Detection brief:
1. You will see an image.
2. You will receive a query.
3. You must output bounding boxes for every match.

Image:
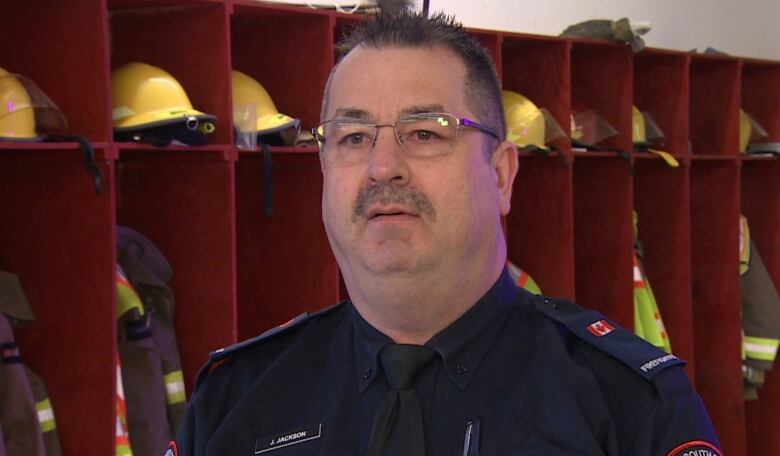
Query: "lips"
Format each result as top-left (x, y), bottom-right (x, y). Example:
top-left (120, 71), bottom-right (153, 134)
top-left (367, 206), bottom-right (417, 220)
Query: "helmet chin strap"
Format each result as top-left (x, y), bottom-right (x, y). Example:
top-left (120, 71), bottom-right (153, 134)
top-left (46, 134), bottom-right (103, 195)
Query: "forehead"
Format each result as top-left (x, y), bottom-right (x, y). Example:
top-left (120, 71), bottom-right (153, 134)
top-left (326, 45), bottom-right (469, 120)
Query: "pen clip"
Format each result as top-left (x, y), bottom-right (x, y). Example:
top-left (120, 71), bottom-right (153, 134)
top-left (462, 418), bottom-right (480, 456)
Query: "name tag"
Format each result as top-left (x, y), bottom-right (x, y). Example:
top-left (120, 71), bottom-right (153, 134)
top-left (255, 424), bottom-right (322, 454)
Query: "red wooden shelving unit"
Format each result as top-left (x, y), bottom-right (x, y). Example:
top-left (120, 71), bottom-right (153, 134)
top-left (570, 40), bottom-right (634, 328)
top-left (742, 58), bottom-right (780, 456)
top-left (115, 148), bottom-right (238, 390)
top-left (690, 158), bottom-right (744, 455)
top-left (235, 150), bottom-right (340, 339)
top-left (501, 33), bottom-right (575, 299)
top-left (633, 49), bottom-right (696, 380)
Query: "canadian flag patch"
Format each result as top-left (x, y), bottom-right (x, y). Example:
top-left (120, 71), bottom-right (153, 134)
top-left (587, 319), bottom-right (615, 337)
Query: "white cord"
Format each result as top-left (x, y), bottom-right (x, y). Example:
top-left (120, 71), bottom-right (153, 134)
top-left (305, 0), bottom-right (363, 14)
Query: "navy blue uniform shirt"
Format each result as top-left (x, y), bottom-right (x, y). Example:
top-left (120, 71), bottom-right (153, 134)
top-left (172, 269), bottom-right (720, 455)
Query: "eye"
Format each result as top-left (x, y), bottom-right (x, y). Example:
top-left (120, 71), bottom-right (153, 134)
top-left (339, 132), bottom-right (371, 147)
top-left (399, 115), bottom-right (452, 145)
top-left (410, 129), bottom-right (439, 142)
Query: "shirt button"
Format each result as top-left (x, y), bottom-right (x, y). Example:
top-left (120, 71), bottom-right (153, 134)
top-left (455, 365), bottom-right (468, 375)
top-left (362, 368), bottom-right (372, 380)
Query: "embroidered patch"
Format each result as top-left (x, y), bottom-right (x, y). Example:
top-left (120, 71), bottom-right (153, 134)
top-left (164, 440), bottom-right (179, 456)
top-left (586, 319), bottom-right (615, 337)
top-left (666, 440), bottom-right (722, 456)
top-left (255, 424), bottom-right (322, 454)
top-left (641, 354), bottom-right (679, 373)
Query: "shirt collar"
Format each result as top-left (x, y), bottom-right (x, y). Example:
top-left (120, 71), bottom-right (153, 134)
top-left (351, 305), bottom-right (393, 393)
top-left (351, 267), bottom-right (516, 392)
top-left (425, 268), bottom-right (516, 389)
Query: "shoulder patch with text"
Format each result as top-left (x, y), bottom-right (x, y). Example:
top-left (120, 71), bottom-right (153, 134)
top-left (533, 296), bottom-right (686, 381)
top-left (164, 441), bottom-right (179, 456)
top-left (667, 440), bottom-right (722, 456)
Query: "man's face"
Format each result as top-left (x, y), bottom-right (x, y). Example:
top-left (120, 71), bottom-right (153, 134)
top-left (321, 45), bottom-right (512, 282)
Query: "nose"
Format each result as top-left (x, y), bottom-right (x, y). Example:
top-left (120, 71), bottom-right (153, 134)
top-left (367, 126), bottom-right (410, 186)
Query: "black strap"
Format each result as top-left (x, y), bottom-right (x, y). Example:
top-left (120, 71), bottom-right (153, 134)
top-left (47, 134), bottom-right (103, 195)
top-left (261, 142), bottom-right (273, 216)
top-left (518, 144), bottom-right (550, 157)
top-left (573, 140), bottom-right (633, 170)
top-left (549, 145), bottom-right (570, 167)
top-left (517, 144), bottom-right (571, 167)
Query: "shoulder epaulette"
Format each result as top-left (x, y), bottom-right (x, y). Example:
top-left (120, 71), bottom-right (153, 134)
top-left (534, 295), bottom-right (685, 382)
top-left (194, 302), bottom-right (347, 388)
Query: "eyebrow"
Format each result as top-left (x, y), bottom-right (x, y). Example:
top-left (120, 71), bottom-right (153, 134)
top-left (400, 104), bottom-right (446, 116)
top-left (332, 104), bottom-right (448, 121)
top-left (333, 108), bottom-right (372, 120)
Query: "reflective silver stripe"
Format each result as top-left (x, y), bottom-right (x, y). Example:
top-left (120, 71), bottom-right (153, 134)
top-left (744, 338), bottom-right (779, 361)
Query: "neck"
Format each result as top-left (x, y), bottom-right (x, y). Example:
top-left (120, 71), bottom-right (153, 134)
top-left (346, 252), bottom-right (506, 344)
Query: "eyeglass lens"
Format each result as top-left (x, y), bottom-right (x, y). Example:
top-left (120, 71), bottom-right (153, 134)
top-left (319, 114), bottom-right (459, 163)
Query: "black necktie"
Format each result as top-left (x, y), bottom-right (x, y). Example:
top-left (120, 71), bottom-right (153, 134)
top-left (366, 344), bottom-right (437, 456)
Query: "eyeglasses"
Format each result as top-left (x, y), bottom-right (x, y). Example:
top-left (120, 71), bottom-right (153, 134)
top-left (313, 112), bottom-right (500, 164)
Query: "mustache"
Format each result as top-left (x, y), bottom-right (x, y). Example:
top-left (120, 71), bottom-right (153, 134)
top-left (352, 183), bottom-right (436, 222)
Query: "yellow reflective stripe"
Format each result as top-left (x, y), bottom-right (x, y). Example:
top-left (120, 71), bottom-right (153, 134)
top-left (741, 331), bottom-right (747, 360)
top-left (116, 444), bottom-right (133, 456)
top-left (505, 261), bottom-right (542, 295)
top-left (633, 252), bottom-right (672, 354)
top-left (36, 399), bottom-right (56, 432)
top-left (745, 336), bottom-right (780, 349)
top-left (165, 370), bottom-right (186, 405)
top-left (744, 336), bottom-right (780, 361)
top-left (522, 274), bottom-right (542, 295)
top-left (116, 271), bottom-right (145, 317)
top-left (739, 215), bottom-right (750, 274)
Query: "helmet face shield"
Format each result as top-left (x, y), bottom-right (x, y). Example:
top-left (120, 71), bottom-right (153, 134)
top-left (741, 110), bottom-right (778, 155)
top-left (233, 101), bottom-right (258, 149)
top-left (571, 109), bottom-right (619, 147)
top-left (233, 101), bottom-right (300, 148)
top-left (539, 108), bottom-right (566, 146)
top-left (232, 70), bottom-right (300, 148)
top-left (632, 106), bottom-right (666, 149)
top-left (744, 111), bottom-right (769, 143)
top-left (640, 110), bottom-right (665, 144)
top-left (0, 72), bottom-right (67, 140)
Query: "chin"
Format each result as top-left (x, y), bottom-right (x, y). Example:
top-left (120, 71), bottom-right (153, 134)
top-left (363, 250), bottom-right (422, 275)
top-left (367, 259), bottom-right (417, 275)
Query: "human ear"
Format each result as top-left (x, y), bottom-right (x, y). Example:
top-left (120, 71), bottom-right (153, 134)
top-left (491, 140), bottom-right (519, 215)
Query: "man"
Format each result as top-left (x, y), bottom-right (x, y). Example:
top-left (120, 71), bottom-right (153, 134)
top-left (172, 11), bottom-right (720, 456)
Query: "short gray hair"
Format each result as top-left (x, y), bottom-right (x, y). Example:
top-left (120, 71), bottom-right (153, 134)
top-left (320, 11), bottom-right (506, 151)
